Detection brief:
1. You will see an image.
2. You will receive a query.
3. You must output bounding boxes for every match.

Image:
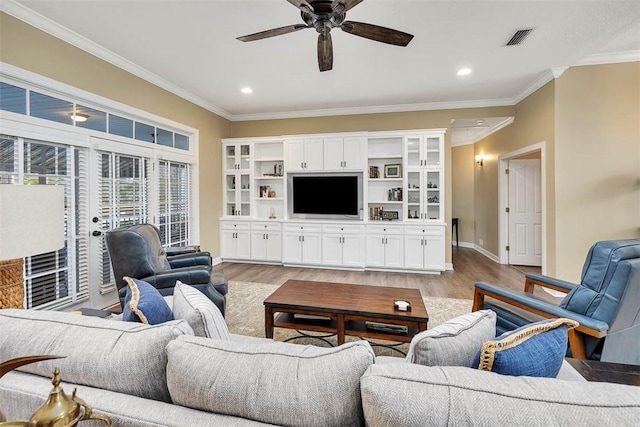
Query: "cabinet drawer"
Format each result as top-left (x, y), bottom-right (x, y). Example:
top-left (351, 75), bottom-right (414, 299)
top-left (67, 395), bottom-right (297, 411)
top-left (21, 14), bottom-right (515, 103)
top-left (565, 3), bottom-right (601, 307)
top-left (251, 221), bottom-right (282, 231)
top-left (283, 223), bottom-right (322, 233)
top-left (220, 221), bottom-right (251, 231)
top-left (322, 224), bottom-right (364, 234)
top-left (404, 225), bottom-right (445, 236)
top-left (366, 224), bottom-right (404, 235)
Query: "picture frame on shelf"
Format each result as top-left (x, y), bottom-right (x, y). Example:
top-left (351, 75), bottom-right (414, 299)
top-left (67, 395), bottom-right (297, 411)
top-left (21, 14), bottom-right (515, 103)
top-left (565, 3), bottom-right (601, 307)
top-left (384, 164), bottom-right (402, 178)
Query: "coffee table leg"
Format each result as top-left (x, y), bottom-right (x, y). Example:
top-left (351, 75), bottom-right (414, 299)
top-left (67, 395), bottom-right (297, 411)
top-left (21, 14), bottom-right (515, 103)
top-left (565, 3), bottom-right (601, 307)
top-left (337, 314), bottom-right (345, 345)
top-left (265, 306), bottom-right (274, 339)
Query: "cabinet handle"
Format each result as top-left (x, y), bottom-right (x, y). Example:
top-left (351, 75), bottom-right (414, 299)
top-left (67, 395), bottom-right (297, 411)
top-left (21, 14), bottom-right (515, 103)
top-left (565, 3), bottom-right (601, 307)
top-left (266, 234), bottom-right (269, 240)
top-left (302, 235), bottom-right (305, 242)
top-left (385, 237), bottom-right (388, 244)
top-left (301, 162), bottom-right (304, 169)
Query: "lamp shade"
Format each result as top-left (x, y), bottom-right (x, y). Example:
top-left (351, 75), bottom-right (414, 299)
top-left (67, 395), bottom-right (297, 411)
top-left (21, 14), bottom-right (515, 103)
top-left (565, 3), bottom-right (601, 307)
top-left (0, 185), bottom-right (65, 260)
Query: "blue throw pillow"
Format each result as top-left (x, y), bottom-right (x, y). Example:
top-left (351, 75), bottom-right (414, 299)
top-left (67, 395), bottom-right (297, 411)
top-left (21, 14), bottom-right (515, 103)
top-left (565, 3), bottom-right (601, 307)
top-left (122, 277), bottom-right (173, 325)
top-left (471, 318), bottom-right (579, 377)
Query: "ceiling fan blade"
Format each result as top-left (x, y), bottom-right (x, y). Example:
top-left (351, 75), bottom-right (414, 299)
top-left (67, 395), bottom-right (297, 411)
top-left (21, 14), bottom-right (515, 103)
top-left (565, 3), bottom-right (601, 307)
top-left (332, 0), bottom-right (364, 12)
top-left (317, 32), bottom-right (333, 72)
top-left (287, 0), bottom-right (313, 13)
top-left (341, 21), bottom-right (414, 46)
top-left (237, 24), bottom-right (309, 42)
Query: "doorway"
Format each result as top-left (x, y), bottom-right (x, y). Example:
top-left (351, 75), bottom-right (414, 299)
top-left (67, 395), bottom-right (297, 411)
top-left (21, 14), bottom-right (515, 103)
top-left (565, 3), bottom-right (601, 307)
top-left (499, 142), bottom-right (546, 274)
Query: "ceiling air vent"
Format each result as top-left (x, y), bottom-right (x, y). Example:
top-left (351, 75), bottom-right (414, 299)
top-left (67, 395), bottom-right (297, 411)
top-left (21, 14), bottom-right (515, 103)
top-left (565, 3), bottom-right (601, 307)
top-left (506, 28), bottom-right (534, 46)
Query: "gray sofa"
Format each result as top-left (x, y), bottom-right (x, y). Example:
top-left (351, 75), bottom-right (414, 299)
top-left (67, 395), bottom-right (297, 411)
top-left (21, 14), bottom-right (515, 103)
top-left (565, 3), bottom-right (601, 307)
top-left (1, 309), bottom-right (638, 426)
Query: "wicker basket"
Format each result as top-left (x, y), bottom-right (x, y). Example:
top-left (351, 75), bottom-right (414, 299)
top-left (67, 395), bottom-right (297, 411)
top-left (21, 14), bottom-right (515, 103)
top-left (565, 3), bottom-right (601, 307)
top-left (0, 258), bottom-right (24, 309)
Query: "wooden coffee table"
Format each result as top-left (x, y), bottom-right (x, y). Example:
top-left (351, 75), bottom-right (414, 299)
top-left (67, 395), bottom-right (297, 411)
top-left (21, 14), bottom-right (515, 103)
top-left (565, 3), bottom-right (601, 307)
top-left (264, 279), bottom-right (428, 345)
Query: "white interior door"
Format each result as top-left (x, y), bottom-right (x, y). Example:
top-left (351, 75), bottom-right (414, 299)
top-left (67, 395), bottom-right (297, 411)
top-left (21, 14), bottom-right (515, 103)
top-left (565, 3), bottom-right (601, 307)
top-left (508, 159), bottom-right (542, 266)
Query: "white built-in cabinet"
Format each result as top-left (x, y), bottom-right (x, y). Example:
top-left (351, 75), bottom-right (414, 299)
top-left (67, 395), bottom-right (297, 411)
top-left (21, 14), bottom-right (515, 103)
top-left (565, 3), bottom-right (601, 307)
top-left (282, 223), bottom-right (322, 265)
top-left (220, 221), bottom-right (251, 260)
top-left (323, 137), bottom-right (366, 171)
top-left (251, 222), bottom-right (282, 262)
top-left (285, 138), bottom-right (324, 171)
top-left (365, 224), bottom-right (404, 269)
top-left (322, 224), bottom-right (365, 268)
top-left (220, 129), bottom-right (447, 273)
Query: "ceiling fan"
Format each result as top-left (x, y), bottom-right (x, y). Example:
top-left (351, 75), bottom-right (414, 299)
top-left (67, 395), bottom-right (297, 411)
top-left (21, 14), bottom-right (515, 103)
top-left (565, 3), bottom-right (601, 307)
top-left (237, 0), bottom-right (414, 72)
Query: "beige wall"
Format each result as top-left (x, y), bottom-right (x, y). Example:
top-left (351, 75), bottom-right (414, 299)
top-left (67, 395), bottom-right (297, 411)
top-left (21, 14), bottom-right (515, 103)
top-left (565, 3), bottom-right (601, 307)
top-left (472, 82), bottom-right (556, 269)
top-left (451, 144), bottom-right (475, 246)
top-left (554, 62), bottom-right (640, 281)
top-left (0, 13), bottom-right (232, 255)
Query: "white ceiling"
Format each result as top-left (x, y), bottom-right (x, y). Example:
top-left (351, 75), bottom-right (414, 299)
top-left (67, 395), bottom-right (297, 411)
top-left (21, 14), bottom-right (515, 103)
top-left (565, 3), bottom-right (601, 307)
top-left (3, 0), bottom-right (640, 134)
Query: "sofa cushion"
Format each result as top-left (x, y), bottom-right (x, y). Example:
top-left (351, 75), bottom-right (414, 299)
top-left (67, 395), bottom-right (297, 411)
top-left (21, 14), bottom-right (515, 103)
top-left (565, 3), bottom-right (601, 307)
top-left (166, 336), bottom-right (375, 427)
top-left (472, 317), bottom-right (578, 377)
top-left (172, 280), bottom-right (230, 340)
top-left (0, 309), bottom-right (192, 402)
top-left (406, 309), bottom-right (496, 366)
top-left (123, 276), bottom-right (173, 324)
top-left (360, 363), bottom-right (640, 427)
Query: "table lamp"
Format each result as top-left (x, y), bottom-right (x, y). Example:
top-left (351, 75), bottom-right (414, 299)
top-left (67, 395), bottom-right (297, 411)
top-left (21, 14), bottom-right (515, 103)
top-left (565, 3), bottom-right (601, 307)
top-left (0, 185), bottom-right (65, 309)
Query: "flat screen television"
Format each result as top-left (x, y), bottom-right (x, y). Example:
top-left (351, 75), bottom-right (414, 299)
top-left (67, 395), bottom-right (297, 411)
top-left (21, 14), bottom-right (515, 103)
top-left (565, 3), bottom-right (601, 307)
top-left (288, 174), bottom-right (362, 220)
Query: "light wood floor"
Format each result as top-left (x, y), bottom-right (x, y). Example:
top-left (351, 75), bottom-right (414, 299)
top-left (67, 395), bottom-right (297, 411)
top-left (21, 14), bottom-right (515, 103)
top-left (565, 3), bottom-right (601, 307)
top-left (218, 246), bottom-right (543, 300)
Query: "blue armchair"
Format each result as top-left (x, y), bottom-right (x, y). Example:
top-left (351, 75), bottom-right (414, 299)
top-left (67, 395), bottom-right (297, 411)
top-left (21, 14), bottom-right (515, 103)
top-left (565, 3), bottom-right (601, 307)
top-left (105, 224), bottom-right (228, 316)
top-left (473, 239), bottom-right (640, 364)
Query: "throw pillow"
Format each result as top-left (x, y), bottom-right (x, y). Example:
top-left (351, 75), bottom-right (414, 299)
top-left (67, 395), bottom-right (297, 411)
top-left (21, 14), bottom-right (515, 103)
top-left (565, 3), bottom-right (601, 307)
top-left (406, 309), bottom-right (496, 367)
top-left (172, 280), bottom-right (230, 340)
top-left (123, 276), bottom-right (173, 325)
top-left (472, 317), bottom-right (579, 377)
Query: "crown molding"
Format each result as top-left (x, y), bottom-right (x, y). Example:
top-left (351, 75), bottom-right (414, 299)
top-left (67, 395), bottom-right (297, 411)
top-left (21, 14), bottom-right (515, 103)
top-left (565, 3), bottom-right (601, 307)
top-left (230, 98), bottom-right (515, 122)
top-left (0, 0), bottom-right (234, 121)
top-left (574, 50), bottom-right (640, 66)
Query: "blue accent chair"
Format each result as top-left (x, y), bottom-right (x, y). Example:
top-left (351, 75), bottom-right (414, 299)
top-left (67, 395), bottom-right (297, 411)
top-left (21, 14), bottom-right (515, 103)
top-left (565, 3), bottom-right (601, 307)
top-left (472, 238), bottom-right (640, 364)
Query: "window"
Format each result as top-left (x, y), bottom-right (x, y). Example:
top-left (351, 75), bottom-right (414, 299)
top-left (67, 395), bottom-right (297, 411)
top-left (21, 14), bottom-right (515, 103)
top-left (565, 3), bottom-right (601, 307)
top-left (1, 135), bottom-right (90, 309)
top-left (0, 82), bottom-right (26, 114)
top-left (158, 160), bottom-right (192, 246)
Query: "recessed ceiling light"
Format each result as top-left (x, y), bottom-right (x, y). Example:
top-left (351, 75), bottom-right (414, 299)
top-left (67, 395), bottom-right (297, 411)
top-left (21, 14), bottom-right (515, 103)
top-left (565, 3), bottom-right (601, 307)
top-left (457, 68), bottom-right (472, 76)
top-left (241, 87), bottom-right (253, 94)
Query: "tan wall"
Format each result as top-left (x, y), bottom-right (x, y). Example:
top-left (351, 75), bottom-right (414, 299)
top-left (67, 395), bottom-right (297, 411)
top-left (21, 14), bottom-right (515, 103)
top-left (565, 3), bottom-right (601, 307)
top-left (0, 13), bottom-right (232, 255)
top-left (554, 62), bottom-right (640, 281)
top-left (472, 82), bottom-right (556, 269)
top-left (451, 144), bottom-right (475, 246)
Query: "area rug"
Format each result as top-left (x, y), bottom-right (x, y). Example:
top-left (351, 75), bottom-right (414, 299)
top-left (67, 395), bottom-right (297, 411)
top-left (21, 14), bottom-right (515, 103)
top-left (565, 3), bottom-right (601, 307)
top-left (225, 280), bottom-right (473, 357)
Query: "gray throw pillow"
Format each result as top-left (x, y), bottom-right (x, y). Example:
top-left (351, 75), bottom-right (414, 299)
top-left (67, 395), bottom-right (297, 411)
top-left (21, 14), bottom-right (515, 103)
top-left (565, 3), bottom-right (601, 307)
top-left (406, 309), bottom-right (496, 366)
top-left (166, 336), bottom-right (375, 427)
top-left (172, 280), bottom-right (230, 340)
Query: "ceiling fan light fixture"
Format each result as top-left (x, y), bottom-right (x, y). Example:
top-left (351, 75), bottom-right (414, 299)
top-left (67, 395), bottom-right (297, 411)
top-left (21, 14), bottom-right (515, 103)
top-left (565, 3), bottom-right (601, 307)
top-left (69, 112), bottom-right (89, 122)
top-left (457, 68), bottom-right (472, 76)
top-left (241, 87), bottom-right (253, 94)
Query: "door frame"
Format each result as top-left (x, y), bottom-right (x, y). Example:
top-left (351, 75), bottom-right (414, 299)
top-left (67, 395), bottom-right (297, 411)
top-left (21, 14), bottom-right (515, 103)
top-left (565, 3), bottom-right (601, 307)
top-left (498, 141), bottom-right (547, 274)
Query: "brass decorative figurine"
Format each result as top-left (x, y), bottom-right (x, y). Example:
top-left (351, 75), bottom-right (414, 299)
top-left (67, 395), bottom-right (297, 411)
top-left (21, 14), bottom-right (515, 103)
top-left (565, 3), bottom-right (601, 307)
top-left (0, 356), bottom-right (111, 427)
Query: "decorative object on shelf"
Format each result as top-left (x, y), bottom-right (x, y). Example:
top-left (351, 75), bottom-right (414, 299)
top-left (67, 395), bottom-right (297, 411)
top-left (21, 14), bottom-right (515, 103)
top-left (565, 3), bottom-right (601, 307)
top-left (268, 189), bottom-right (276, 198)
top-left (368, 165), bottom-right (380, 179)
top-left (241, 145), bottom-right (250, 155)
top-left (413, 210), bottom-right (419, 219)
top-left (387, 187), bottom-right (403, 201)
top-left (269, 208), bottom-right (276, 219)
top-left (382, 211), bottom-right (399, 221)
top-left (0, 185), bottom-right (65, 309)
top-left (427, 181), bottom-right (437, 189)
top-left (428, 195), bottom-right (439, 203)
top-left (384, 164), bottom-right (402, 178)
top-left (260, 185), bottom-right (270, 198)
top-left (278, 164), bottom-right (282, 176)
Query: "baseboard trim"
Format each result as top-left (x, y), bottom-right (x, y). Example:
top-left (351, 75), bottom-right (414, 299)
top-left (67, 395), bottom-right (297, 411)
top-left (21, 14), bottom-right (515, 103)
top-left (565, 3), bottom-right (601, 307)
top-left (473, 245), bottom-right (500, 263)
top-left (445, 262), bottom-right (454, 271)
top-left (456, 241), bottom-right (475, 249)
top-left (212, 256), bottom-right (223, 265)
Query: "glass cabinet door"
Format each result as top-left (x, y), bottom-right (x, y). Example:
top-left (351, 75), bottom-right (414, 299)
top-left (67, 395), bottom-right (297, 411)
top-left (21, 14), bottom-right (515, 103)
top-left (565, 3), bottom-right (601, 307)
top-left (225, 143), bottom-right (251, 171)
top-left (425, 137), bottom-right (441, 166)
top-left (424, 171), bottom-right (441, 220)
top-left (405, 136), bottom-right (422, 168)
top-left (406, 170), bottom-right (422, 220)
top-left (225, 172), bottom-right (251, 216)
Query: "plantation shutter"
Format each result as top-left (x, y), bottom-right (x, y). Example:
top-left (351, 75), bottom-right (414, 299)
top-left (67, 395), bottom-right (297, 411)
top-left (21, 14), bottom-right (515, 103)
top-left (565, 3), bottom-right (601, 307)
top-left (158, 160), bottom-right (192, 246)
top-left (97, 151), bottom-right (151, 294)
